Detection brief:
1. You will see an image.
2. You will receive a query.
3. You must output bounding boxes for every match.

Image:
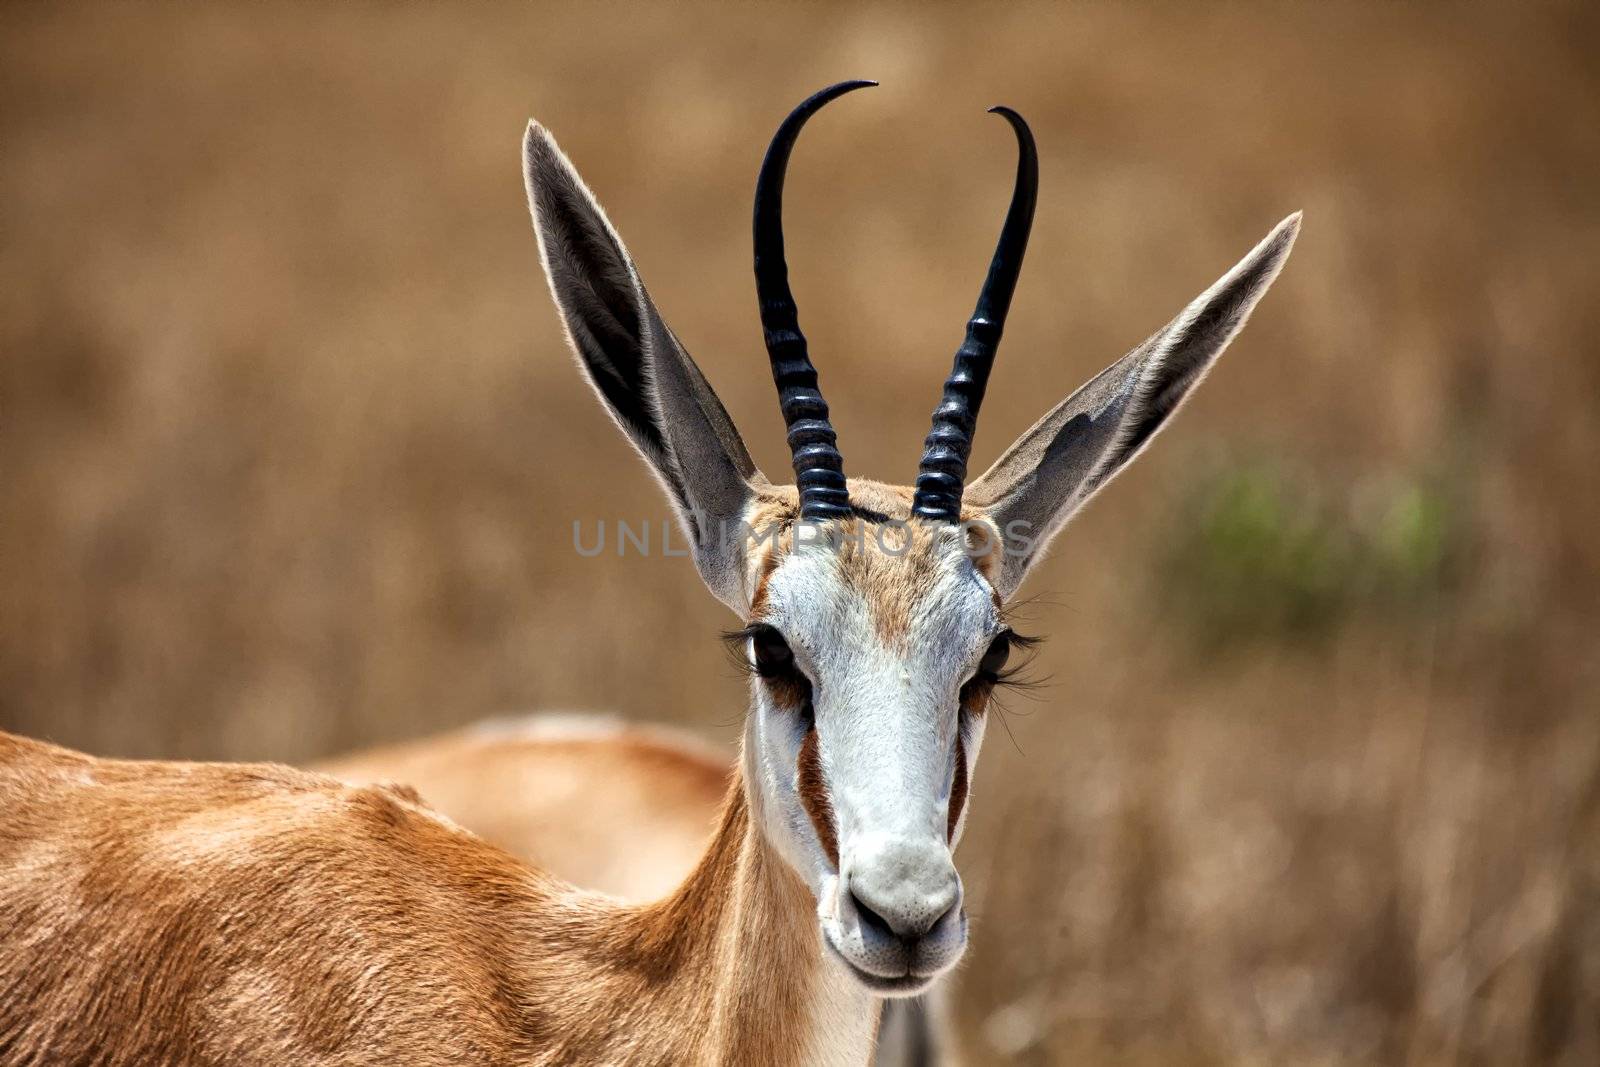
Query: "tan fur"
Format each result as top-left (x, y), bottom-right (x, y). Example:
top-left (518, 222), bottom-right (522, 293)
top-left (316, 720), bottom-right (730, 902)
top-left (836, 522), bottom-right (945, 650)
top-left (0, 730), bottom-right (830, 1066)
top-left (320, 723), bottom-right (957, 1067)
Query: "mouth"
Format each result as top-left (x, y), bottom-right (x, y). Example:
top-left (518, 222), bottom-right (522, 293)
top-left (821, 933), bottom-right (940, 997)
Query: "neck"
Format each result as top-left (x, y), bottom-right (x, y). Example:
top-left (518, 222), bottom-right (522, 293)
top-left (601, 757), bottom-right (879, 1066)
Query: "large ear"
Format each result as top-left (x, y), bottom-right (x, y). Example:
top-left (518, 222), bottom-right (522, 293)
top-left (523, 121), bottom-right (763, 611)
top-left (967, 213), bottom-right (1301, 598)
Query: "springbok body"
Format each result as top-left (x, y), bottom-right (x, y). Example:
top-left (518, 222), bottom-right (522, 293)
top-left (317, 715), bottom-right (731, 901)
top-left (0, 81), bottom-right (1298, 1065)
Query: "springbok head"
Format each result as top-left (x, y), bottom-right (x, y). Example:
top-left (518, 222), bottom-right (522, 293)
top-left (523, 81), bottom-right (1299, 996)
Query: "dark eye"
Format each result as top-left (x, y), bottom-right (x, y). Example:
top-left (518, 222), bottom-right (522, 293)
top-left (977, 631), bottom-right (1012, 681)
top-left (750, 626), bottom-right (796, 679)
top-left (747, 626), bottom-right (814, 726)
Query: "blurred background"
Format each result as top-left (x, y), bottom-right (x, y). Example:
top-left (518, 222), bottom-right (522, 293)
top-left (3, 2), bottom-right (1597, 1063)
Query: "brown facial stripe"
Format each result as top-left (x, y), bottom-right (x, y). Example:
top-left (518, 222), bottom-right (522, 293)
top-left (795, 729), bottom-right (839, 868)
top-left (947, 734), bottom-right (968, 843)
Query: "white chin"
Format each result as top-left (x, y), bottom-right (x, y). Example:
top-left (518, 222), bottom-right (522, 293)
top-left (820, 927), bottom-right (952, 998)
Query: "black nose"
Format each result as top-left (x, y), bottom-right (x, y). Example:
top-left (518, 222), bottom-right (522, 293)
top-left (848, 881), bottom-right (957, 943)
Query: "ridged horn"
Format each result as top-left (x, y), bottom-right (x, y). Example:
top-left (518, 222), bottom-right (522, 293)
top-left (911, 106), bottom-right (1038, 522)
top-left (754, 80), bottom-right (876, 522)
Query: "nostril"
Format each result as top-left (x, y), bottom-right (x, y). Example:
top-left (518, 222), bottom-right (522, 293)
top-left (848, 879), bottom-right (960, 943)
top-left (849, 888), bottom-right (898, 942)
top-left (928, 892), bottom-right (961, 934)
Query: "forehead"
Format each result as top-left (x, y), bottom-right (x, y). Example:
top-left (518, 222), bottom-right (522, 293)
top-left (746, 481), bottom-right (1003, 649)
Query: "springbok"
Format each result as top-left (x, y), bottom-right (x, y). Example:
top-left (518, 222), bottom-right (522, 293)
top-left (0, 81), bottom-right (1299, 1065)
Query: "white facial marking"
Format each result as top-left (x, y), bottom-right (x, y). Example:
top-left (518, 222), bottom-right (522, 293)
top-left (744, 522), bottom-right (1001, 994)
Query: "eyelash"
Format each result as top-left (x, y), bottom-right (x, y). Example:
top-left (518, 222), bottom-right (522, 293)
top-left (722, 626), bottom-right (1042, 689)
top-left (721, 624), bottom-right (815, 725)
top-left (960, 629), bottom-right (1044, 713)
top-left (983, 630), bottom-right (1042, 684)
top-left (721, 624), bottom-right (792, 675)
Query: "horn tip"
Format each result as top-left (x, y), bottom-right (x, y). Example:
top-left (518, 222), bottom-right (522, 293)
top-left (985, 106), bottom-right (1034, 142)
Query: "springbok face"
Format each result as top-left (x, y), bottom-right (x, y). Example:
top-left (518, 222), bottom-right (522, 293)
top-left (737, 488), bottom-right (1002, 993)
top-left (524, 81), bottom-right (1299, 996)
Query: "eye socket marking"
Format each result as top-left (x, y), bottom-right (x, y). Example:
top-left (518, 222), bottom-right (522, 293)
top-left (724, 624), bottom-right (813, 725)
top-left (959, 630), bottom-right (1014, 716)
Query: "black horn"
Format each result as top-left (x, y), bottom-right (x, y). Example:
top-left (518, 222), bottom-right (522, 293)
top-left (754, 80), bottom-right (875, 522)
top-left (911, 107), bottom-right (1038, 523)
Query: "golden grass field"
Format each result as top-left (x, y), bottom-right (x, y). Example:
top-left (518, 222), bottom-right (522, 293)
top-left (2, 2), bottom-right (1597, 1063)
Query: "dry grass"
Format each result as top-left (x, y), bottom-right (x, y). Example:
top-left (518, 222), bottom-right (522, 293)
top-left (2, 2), bottom-right (1598, 1063)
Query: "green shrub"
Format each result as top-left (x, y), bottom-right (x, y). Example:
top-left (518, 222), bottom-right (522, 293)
top-left (1154, 457), bottom-right (1462, 650)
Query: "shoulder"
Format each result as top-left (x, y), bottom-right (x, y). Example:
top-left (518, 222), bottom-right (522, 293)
top-left (0, 731), bottom-right (497, 884)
